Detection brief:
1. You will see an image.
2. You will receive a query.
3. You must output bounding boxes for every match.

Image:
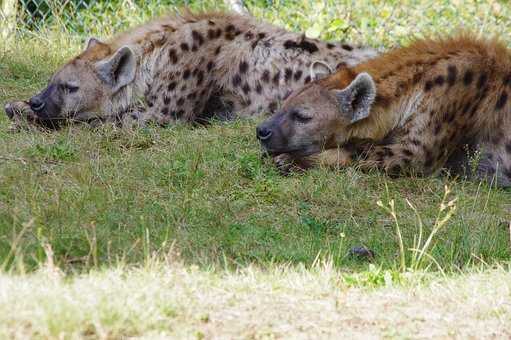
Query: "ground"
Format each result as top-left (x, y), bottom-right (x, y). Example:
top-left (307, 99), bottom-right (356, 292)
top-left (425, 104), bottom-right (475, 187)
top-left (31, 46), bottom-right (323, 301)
top-left (0, 0), bottom-right (510, 338)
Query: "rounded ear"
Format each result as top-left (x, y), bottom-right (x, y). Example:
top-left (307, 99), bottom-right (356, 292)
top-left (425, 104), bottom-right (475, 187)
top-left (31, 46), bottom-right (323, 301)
top-left (95, 46), bottom-right (137, 93)
top-left (332, 72), bottom-right (376, 123)
top-left (85, 37), bottom-right (103, 50)
top-left (310, 61), bottom-right (333, 81)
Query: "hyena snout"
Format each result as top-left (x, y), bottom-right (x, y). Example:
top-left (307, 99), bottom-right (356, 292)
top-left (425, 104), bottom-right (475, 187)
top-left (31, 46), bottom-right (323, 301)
top-left (256, 124), bottom-right (273, 141)
top-left (28, 95), bottom-right (45, 112)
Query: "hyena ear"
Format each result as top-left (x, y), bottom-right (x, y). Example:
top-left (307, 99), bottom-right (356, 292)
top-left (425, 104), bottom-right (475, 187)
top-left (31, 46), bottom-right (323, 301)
top-left (85, 37), bottom-right (102, 50)
top-left (95, 46), bottom-right (137, 93)
top-left (310, 61), bottom-right (333, 81)
top-left (332, 72), bottom-right (376, 123)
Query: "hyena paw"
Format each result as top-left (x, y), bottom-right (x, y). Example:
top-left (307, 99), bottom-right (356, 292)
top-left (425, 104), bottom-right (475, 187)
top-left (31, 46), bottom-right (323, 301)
top-left (4, 101), bottom-right (37, 131)
top-left (273, 154), bottom-right (313, 175)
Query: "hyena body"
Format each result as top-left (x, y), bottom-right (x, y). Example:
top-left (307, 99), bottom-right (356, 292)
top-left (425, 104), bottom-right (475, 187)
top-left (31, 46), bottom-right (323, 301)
top-left (5, 10), bottom-right (377, 127)
top-left (257, 34), bottom-right (511, 187)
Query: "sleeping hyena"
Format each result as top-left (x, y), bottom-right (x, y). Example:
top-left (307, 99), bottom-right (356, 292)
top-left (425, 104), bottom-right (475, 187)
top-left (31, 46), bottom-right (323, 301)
top-left (4, 10), bottom-right (377, 128)
top-left (257, 34), bottom-right (511, 188)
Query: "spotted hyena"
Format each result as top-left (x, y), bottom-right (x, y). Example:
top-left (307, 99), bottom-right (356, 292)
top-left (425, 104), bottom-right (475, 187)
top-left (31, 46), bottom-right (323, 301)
top-left (4, 10), bottom-right (377, 128)
top-left (257, 34), bottom-right (511, 188)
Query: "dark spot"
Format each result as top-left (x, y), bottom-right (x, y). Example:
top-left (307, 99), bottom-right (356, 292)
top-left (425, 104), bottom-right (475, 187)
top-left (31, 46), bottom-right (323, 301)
top-left (207, 29), bottom-right (217, 40)
top-left (269, 101), bottom-right (278, 112)
top-left (304, 75), bottom-right (311, 84)
top-left (434, 122), bottom-right (442, 135)
top-left (180, 42), bottom-right (189, 52)
top-left (191, 45), bottom-right (198, 52)
top-left (447, 65), bottom-right (457, 86)
top-left (424, 154), bottom-right (433, 168)
top-left (167, 81), bottom-right (177, 91)
top-left (273, 71), bottom-right (280, 85)
top-left (410, 138), bottom-right (422, 147)
top-left (446, 112), bottom-right (455, 124)
top-left (163, 96), bottom-right (171, 105)
top-left (226, 24), bottom-right (235, 31)
top-left (461, 101), bottom-right (471, 115)
top-left (495, 91), bottom-right (508, 110)
top-left (382, 147), bottom-right (394, 157)
top-left (395, 81), bottom-right (407, 96)
top-left (173, 110), bottom-right (185, 119)
top-left (283, 39), bottom-right (319, 54)
top-left (214, 46), bottom-right (222, 55)
top-left (261, 70), bottom-right (270, 83)
top-left (208, 20), bottom-right (215, 26)
top-left (434, 75), bottom-right (445, 86)
top-left (168, 49), bottom-right (178, 63)
top-left (187, 92), bottom-right (196, 100)
top-left (177, 97), bottom-right (185, 106)
top-left (402, 149), bottom-right (413, 157)
top-left (196, 70), bottom-right (204, 85)
top-left (294, 70), bottom-right (303, 81)
top-left (183, 69), bottom-right (191, 79)
top-left (242, 83), bottom-right (251, 94)
top-left (463, 70), bottom-right (474, 86)
top-left (232, 74), bottom-right (242, 87)
top-left (239, 61), bottom-right (249, 74)
top-left (191, 30), bottom-right (204, 45)
top-left (424, 80), bottom-right (433, 91)
top-left (505, 142), bottom-right (511, 153)
top-left (503, 73), bottom-right (511, 87)
top-left (477, 73), bottom-right (488, 89)
top-left (469, 101), bottom-right (480, 118)
top-left (341, 44), bottom-right (353, 51)
top-left (256, 83), bottom-right (263, 94)
top-left (388, 165), bottom-right (401, 176)
top-left (375, 94), bottom-right (390, 108)
top-left (161, 108), bottom-right (169, 116)
top-left (284, 68), bottom-right (293, 82)
top-left (336, 62), bottom-right (347, 70)
top-left (244, 31), bottom-right (253, 40)
top-left (412, 72), bottom-right (423, 84)
top-left (326, 43), bottom-right (335, 49)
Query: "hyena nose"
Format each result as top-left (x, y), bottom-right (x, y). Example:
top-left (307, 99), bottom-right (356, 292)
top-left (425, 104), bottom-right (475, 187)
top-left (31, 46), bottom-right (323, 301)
top-left (256, 125), bottom-right (273, 141)
top-left (4, 103), bottom-right (14, 119)
top-left (29, 97), bottom-right (45, 112)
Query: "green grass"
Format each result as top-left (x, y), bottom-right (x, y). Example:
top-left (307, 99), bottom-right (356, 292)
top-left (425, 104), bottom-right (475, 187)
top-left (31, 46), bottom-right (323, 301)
top-left (1, 0), bottom-right (510, 275)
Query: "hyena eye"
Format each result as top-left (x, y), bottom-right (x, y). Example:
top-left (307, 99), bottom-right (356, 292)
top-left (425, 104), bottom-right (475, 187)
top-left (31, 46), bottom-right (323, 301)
top-left (291, 110), bottom-right (312, 123)
top-left (62, 84), bottom-right (79, 93)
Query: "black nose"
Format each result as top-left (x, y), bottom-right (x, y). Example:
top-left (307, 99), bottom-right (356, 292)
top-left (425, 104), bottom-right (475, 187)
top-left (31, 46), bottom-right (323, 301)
top-left (256, 125), bottom-right (273, 141)
top-left (29, 97), bottom-right (45, 112)
top-left (4, 103), bottom-right (14, 119)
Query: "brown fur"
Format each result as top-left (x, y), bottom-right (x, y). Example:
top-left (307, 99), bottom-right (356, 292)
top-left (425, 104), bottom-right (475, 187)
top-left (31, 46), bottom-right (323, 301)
top-left (259, 33), bottom-right (511, 187)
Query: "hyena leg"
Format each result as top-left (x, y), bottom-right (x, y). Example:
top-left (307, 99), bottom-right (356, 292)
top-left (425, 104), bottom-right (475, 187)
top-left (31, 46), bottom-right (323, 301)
top-left (292, 137), bottom-right (442, 177)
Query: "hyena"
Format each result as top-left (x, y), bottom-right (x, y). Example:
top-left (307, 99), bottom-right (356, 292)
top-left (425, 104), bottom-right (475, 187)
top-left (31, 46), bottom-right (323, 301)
top-left (4, 10), bottom-right (377, 128)
top-left (257, 34), bottom-right (511, 188)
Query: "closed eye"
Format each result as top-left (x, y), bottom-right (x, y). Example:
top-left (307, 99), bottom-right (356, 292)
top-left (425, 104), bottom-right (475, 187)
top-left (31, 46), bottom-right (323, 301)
top-left (62, 84), bottom-right (79, 93)
top-left (291, 110), bottom-right (312, 123)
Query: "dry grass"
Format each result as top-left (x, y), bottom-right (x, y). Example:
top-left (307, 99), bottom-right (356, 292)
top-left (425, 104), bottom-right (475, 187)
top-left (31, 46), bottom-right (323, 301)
top-left (1, 261), bottom-right (510, 339)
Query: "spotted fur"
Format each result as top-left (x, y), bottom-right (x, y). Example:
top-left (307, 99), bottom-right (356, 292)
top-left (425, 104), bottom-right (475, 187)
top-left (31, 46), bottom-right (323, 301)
top-left (5, 9), bottom-right (377, 127)
top-left (259, 33), bottom-right (511, 188)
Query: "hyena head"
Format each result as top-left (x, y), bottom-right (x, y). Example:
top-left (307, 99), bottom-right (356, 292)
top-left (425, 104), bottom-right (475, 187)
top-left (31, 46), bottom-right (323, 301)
top-left (257, 63), bottom-right (376, 157)
top-left (26, 38), bottom-right (137, 123)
